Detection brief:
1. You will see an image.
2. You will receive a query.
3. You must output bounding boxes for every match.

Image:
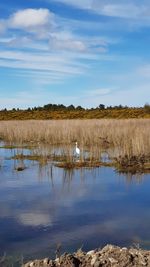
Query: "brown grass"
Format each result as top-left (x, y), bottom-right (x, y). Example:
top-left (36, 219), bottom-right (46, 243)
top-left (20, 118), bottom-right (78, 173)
top-left (0, 119), bottom-right (149, 166)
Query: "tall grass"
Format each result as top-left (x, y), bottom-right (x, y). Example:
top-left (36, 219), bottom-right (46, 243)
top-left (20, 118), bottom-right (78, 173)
top-left (0, 119), bottom-right (149, 161)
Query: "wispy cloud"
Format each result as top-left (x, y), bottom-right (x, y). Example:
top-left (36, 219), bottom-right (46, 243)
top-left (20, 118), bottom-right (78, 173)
top-left (0, 7), bottom-right (110, 86)
top-left (49, 31), bottom-right (86, 52)
top-left (52, 0), bottom-right (150, 21)
top-left (0, 36), bottom-right (49, 50)
top-left (0, 50), bottom-right (89, 76)
top-left (87, 88), bottom-right (112, 96)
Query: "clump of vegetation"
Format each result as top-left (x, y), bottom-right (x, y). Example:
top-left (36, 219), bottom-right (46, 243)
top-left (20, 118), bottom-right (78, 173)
top-left (55, 161), bottom-right (105, 169)
top-left (12, 152), bottom-right (70, 164)
top-left (0, 119), bottom-right (149, 173)
top-left (15, 165), bottom-right (26, 171)
top-left (115, 154), bottom-right (150, 174)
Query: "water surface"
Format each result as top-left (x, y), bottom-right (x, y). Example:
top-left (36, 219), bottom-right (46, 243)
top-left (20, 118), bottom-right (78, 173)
top-left (0, 146), bottom-right (150, 264)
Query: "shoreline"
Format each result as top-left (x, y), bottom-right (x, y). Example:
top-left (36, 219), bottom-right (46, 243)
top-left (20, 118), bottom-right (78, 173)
top-left (23, 244), bottom-right (150, 267)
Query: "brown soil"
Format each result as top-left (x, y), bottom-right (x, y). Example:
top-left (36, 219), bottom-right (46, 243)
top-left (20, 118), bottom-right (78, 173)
top-left (22, 245), bottom-right (150, 267)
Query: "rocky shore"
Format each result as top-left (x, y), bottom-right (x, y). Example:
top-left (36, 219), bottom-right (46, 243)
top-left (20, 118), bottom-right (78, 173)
top-left (23, 245), bottom-right (150, 267)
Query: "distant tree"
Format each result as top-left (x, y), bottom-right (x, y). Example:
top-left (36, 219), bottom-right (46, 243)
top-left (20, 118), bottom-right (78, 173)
top-left (57, 104), bottom-right (66, 110)
top-left (76, 105), bottom-right (84, 110)
top-left (43, 104), bottom-right (51, 110)
top-left (144, 103), bottom-right (150, 113)
top-left (124, 105), bottom-right (129, 109)
top-left (107, 106), bottom-right (112, 109)
top-left (36, 106), bottom-right (42, 111)
top-left (144, 103), bottom-right (150, 109)
top-left (99, 104), bottom-right (105, 109)
top-left (67, 105), bottom-right (75, 110)
top-left (112, 105), bottom-right (127, 109)
top-left (118, 104), bottom-right (123, 109)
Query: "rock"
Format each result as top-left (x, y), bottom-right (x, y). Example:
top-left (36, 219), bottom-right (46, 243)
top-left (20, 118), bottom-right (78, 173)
top-left (22, 244), bottom-right (150, 267)
top-left (23, 263), bottom-right (32, 267)
top-left (93, 260), bottom-right (101, 267)
top-left (55, 257), bottom-right (60, 264)
top-left (120, 247), bottom-right (127, 251)
top-left (43, 258), bottom-right (50, 266)
top-left (87, 250), bottom-right (95, 256)
top-left (108, 257), bottom-right (118, 264)
top-left (91, 255), bottom-right (98, 266)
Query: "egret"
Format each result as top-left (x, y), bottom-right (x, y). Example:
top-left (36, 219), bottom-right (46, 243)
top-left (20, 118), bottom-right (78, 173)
top-left (75, 141), bottom-right (80, 156)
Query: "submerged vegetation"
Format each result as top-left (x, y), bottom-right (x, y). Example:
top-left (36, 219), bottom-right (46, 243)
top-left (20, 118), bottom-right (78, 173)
top-left (0, 119), bottom-right (149, 173)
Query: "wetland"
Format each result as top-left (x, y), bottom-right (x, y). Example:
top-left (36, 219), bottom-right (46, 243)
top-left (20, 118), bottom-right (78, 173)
top-left (0, 119), bottom-right (150, 266)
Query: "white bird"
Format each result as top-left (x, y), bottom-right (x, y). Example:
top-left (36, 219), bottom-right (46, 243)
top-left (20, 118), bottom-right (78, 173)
top-left (75, 141), bottom-right (80, 156)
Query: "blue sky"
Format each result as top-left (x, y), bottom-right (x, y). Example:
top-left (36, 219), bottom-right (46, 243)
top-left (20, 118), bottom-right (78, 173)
top-left (0, 0), bottom-right (150, 109)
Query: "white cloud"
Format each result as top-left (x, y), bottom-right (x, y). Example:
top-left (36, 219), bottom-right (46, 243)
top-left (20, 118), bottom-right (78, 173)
top-left (9, 8), bottom-right (52, 29)
top-left (56, 39), bottom-right (86, 51)
top-left (49, 32), bottom-right (86, 52)
top-left (0, 8), bottom-right (103, 54)
top-left (48, 30), bottom-right (110, 53)
top-left (0, 8), bottom-right (56, 40)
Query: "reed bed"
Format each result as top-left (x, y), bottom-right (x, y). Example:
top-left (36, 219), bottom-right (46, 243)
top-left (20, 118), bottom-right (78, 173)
top-left (0, 119), bottom-right (149, 163)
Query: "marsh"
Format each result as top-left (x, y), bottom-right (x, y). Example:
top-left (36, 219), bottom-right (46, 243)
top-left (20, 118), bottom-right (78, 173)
top-left (0, 119), bottom-right (150, 266)
top-left (0, 143), bottom-right (150, 266)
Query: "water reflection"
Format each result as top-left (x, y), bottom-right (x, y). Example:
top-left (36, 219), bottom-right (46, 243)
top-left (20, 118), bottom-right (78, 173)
top-left (0, 146), bottom-right (150, 264)
top-left (121, 172), bottom-right (146, 184)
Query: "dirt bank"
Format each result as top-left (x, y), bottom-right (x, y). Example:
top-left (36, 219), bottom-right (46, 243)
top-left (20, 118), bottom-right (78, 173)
top-left (23, 245), bottom-right (150, 267)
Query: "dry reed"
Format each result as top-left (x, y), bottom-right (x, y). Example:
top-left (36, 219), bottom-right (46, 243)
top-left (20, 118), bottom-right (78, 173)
top-left (0, 119), bottom-right (149, 162)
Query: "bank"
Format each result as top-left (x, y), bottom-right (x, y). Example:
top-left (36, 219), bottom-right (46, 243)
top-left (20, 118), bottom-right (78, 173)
top-left (23, 244), bottom-right (150, 267)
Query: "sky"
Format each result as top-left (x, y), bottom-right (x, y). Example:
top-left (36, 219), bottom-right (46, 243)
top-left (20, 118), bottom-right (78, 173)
top-left (0, 0), bottom-right (150, 109)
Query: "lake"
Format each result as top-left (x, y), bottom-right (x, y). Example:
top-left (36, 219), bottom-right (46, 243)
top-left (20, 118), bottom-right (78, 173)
top-left (0, 145), bottom-right (150, 265)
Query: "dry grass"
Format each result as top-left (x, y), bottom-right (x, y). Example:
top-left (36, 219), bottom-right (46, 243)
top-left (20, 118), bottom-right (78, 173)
top-left (0, 119), bottom-right (149, 164)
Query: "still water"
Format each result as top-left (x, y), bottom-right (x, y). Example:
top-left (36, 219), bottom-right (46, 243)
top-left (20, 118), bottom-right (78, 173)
top-left (0, 146), bottom-right (150, 263)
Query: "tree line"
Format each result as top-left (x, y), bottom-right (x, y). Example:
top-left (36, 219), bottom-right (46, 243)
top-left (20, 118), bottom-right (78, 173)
top-left (1, 103), bottom-right (150, 112)
top-left (0, 103), bottom-right (149, 120)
